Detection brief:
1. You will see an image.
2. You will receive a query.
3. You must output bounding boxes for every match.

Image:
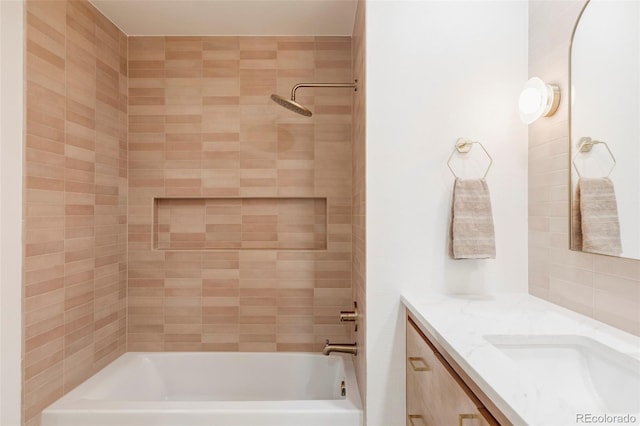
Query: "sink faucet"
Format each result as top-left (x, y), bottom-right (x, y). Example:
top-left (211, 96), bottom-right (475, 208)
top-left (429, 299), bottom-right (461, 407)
top-left (322, 339), bottom-right (357, 356)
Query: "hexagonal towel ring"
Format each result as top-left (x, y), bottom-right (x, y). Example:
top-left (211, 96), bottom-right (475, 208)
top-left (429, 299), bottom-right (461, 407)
top-left (447, 138), bottom-right (493, 179)
top-left (572, 137), bottom-right (616, 178)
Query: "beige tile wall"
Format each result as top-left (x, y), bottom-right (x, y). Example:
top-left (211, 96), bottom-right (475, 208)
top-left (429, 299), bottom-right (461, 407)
top-left (351, 0), bottom-right (367, 412)
top-left (528, 0), bottom-right (640, 336)
top-left (127, 36), bottom-right (354, 352)
top-left (154, 197), bottom-right (327, 250)
top-left (23, 1), bottom-right (128, 424)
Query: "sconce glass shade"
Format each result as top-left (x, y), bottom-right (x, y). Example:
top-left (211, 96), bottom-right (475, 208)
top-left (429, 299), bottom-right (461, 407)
top-left (518, 77), bottom-right (561, 124)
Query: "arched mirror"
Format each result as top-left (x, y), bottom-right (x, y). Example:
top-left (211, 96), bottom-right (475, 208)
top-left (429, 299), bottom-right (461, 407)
top-left (570, 0), bottom-right (640, 259)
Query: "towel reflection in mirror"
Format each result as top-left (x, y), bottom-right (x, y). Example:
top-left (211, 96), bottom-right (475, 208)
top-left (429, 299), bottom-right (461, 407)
top-left (572, 177), bottom-right (622, 256)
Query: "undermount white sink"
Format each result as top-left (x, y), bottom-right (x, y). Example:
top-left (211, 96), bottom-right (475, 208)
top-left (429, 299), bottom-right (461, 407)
top-left (485, 334), bottom-right (640, 414)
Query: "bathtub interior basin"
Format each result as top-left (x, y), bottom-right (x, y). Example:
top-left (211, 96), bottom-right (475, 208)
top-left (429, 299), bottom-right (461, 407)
top-left (485, 334), bottom-right (640, 413)
top-left (83, 352), bottom-right (347, 401)
top-left (41, 352), bottom-right (362, 426)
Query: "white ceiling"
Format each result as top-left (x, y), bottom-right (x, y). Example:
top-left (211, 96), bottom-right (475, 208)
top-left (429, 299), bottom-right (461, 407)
top-left (89, 0), bottom-right (358, 36)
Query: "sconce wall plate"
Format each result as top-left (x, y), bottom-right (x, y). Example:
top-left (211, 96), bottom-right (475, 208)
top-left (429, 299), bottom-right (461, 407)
top-left (519, 77), bottom-right (561, 124)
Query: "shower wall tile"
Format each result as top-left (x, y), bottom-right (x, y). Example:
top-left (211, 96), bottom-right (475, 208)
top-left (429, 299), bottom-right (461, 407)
top-left (154, 197), bottom-right (327, 251)
top-left (127, 36), bottom-right (353, 352)
top-left (528, 0), bottom-right (640, 336)
top-left (23, 1), bottom-right (128, 424)
top-left (351, 0), bottom-right (367, 410)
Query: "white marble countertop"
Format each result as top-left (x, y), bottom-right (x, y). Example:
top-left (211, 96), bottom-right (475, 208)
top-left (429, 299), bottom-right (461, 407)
top-left (401, 293), bottom-right (640, 426)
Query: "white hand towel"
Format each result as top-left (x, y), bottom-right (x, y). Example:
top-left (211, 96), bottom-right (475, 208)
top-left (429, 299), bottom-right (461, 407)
top-left (573, 177), bottom-right (622, 256)
top-left (449, 178), bottom-right (496, 259)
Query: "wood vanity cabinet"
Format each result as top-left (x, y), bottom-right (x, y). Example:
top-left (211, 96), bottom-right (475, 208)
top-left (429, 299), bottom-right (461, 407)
top-left (406, 316), bottom-right (502, 426)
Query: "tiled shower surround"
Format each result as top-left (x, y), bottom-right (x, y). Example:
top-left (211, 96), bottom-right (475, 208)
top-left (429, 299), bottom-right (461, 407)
top-left (24, 0), bottom-right (355, 422)
top-left (153, 197), bottom-right (328, 250)
top-left (351, 0), bottom-right (367, 408)
top-left (127, 36), bottom-right (353, 352)
top-left (24, 1), bottom-right (128, 424)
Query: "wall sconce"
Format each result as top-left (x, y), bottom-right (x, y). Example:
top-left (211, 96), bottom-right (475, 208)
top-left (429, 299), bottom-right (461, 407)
top-left (518, 77), bottom-right (561, 124)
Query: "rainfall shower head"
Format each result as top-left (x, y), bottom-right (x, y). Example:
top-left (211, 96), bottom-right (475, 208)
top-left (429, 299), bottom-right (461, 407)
top-left (270, 81), bottom-right (357, 117)
top-left (270, 94), bottom-right (313, 117)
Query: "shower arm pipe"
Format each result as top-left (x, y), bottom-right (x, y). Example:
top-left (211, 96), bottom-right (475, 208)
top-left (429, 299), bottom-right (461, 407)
top-left (290, 82), bottom-right (357, 101)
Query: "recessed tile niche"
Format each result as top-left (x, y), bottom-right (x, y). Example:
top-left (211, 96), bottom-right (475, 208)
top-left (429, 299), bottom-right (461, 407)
top-left (153, 197), bottom-right (327, 250)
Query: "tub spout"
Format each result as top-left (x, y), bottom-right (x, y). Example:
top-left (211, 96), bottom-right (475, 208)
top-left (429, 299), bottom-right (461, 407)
top-left (322, 339), bottom-right (357, 356)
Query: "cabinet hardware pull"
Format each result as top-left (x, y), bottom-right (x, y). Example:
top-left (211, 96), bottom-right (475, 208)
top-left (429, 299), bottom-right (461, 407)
top-left (459, 413), bottom-right (481, 426)
top-left (408, 356), bottom-right (430, 371)
top-left (408, 414), bottom-right (424, 425)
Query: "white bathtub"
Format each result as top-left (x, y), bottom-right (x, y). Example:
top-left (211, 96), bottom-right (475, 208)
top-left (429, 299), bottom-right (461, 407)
top-left (41, 352), bottom-right (363, 426)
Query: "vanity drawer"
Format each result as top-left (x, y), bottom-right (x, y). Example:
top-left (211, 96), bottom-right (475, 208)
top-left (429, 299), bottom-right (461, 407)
top-left (406, 320), bottom-right (435, 425)
top-left (406, 318), bottom-right (498, 426)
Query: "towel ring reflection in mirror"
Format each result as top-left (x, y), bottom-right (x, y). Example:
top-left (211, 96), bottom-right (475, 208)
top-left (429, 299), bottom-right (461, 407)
top-left (447, 138), bottom-right (493, 179)
top-left (572, 137), bottom-right (616, 178)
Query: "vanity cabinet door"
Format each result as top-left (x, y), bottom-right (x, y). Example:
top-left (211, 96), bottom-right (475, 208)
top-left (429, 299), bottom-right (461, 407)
top-left (407, 320), bottom-right (494, 426)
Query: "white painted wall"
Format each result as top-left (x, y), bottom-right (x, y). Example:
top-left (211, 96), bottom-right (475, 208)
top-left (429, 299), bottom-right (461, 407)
top-left (0, 1), bottom-right (24, 424)
top-left (571, 0), bottom-right (640, 259)
top-left (365, 1), bottom-right (528, 424)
